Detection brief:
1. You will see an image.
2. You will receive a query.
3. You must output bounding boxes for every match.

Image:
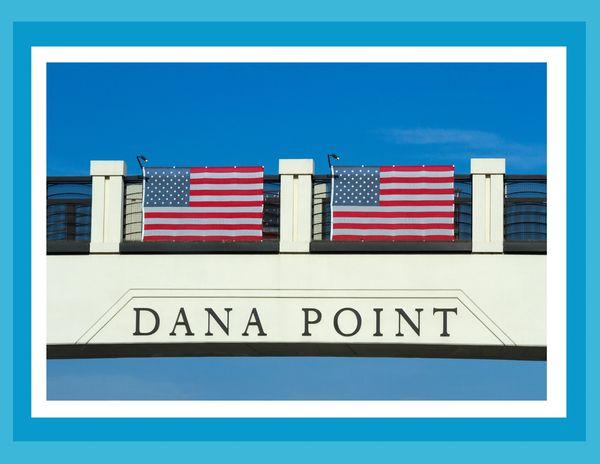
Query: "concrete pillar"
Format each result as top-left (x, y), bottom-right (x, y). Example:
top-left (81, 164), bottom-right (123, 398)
top-left (471, 158), bottom-right (505, 253)
top-left (279, 159), bottom-right (314, 252)
top-left (90, 161), bottom-right (126, 253)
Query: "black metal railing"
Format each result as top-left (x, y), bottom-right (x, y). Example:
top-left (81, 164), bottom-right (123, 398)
top-left (122, 175), bottom-right (281, 241)
top-left (46, 173), bottom-right (547, 247)
top-left (454, 175), bottom-right (472, 241)
top-left (47, 177), bottom-right (92, 241)
top-left (123, 175), bottom-right (143, 241)
top-left (312, 175), bottom-right (331, 240)
top-left (504, 175), bottom-right (546, 241)
top-left (263, 176), bottom-right (280, 240)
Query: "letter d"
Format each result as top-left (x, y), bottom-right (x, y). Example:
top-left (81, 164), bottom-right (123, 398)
top-left (133, 307), bottom-right (160, 336)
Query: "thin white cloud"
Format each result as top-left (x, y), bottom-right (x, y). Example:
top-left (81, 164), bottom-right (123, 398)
top-left (381, 128), bottom-right (546, 171)
top-left (387, 128), bottom-right (503, 148)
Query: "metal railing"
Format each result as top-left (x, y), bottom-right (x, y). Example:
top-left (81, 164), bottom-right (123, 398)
top-left (47, 177), bottom-right (92, 241)
top-left (504, 176), bottom-right (546, 241)
top-left (46, 173), bottom-right (547, 245)
top-left (453, 175), bottom-right (472, 241)
top-left (122, 175), bottom-right (281, 241)
top-left (312, 175), bottom-right (331, 240)
top-left (123, 176), bottom-right (143, 241)
top-left (262, 176), bottom-right (280, 240)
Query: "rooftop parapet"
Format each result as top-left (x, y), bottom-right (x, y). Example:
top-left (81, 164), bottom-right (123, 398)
top-left (46, 158), bottom-right (547, 255)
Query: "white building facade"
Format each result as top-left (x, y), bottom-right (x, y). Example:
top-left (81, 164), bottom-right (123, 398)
top-left (46, 158), bottom-right (546, 360)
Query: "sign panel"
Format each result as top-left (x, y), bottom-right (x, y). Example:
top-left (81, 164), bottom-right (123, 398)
top-left (77, 289), bottom-right (511, 347)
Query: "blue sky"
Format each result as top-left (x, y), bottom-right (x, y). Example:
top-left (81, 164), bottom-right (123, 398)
top-left (46, 62), bottom-right (546, 400)
top-left (47, 62), bottom-right (547, 176)
top-left (47, 357), bottom-right (545, 400)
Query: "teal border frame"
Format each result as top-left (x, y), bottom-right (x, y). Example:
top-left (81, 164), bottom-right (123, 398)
top-left (12, 22), bottom-right (585, 441)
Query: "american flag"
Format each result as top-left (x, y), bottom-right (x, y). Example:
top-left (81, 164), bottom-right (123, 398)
top-left (330, 165), bottom-right (455, 241)
top-left (142, 166), bottom-right (264, 241)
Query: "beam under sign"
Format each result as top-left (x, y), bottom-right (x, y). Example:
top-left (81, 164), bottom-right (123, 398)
top-left (47, 343), bottom-right (546, 361)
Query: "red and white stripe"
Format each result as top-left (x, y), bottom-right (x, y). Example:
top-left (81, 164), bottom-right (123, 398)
top-left (143, 167), bottom-right (264, 241)
top-left (331, 166), bottom-right (455, 241)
